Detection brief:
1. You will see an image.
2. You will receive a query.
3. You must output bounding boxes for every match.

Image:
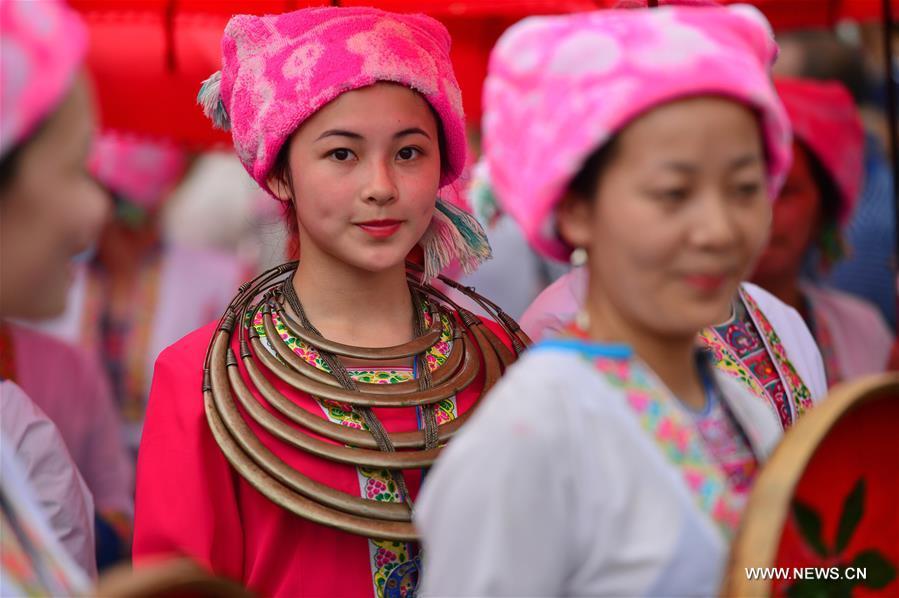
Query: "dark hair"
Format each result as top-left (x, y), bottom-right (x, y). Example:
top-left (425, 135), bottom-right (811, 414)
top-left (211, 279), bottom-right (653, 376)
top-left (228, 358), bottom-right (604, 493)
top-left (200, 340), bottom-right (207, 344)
top-left (567, 136), bottom-right (621, 201)
top-left (269, 142), bottom-right (301, 259)
top-left (267, 92), bottom-right (449, 259)
top-left (0, 143), bottom-right (25, 191)
top-left (0, 111), bottom-right (52, 193)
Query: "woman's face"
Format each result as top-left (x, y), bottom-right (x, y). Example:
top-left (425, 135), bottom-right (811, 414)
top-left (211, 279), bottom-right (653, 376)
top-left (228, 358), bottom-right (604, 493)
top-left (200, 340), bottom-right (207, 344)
top-left (271, 83), bottom-right (441, 275)
top-left (557, 97), bottom-right (771, 339)
top-left (0, 76), bottom-right (109, 319)
top-left (751, 141), bottom-right (822, 281)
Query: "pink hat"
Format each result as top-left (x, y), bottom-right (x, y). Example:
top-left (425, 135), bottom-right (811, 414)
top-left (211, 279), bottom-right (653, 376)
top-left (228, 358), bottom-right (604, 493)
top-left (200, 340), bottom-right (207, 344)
top-left (89, 131), bottom-right (188, 210)
top-left (198, 6), bottom-right (467, 196)
top-left (774, 78), bottom-right (864, 226)
top-left (0, 0), bottom-right (87, 158)
top-left (483, 5), bottom-right (793, 261)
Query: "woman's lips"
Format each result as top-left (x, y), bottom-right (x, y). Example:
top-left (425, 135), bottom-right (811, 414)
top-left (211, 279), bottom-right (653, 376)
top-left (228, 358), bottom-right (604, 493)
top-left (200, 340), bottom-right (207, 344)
top-left (355, 219), bottom-right (402, 239)
top-left (683, 273), bottom-right (729, 293)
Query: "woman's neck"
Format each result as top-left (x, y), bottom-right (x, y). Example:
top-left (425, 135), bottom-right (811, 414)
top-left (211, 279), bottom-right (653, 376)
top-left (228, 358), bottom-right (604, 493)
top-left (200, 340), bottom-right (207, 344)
top-left (291, 245), bottom-right (414, 348)
top-left (585, 296), bottom-right (706, 411)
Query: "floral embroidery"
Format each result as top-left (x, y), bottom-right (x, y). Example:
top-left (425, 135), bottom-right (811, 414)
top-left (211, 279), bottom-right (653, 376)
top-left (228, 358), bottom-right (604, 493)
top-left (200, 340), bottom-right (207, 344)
top-left (251, 307), bottom-right (453, 377)
top-left (252, 302), bottom-right (458, 598)
top-left (701, 301), bottom-right (791, 429)
top-left (741, 291), bottom-right (814, 418)
top-left (591, 355), bottom-right (745, 538)
top-left (699, 291), bottom-right (814, 429)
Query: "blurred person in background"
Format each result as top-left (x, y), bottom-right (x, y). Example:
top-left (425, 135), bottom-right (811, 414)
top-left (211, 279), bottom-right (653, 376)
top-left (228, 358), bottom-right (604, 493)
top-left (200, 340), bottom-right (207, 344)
top-left (164, 151), bottom-right (287, 272)
top-left (36, 132), bottom-right (248, 452)
top-left (0, 0), bottom-right (109, 591)
top-left (775, 28), bottom-right (897, 330)
top-left (751, 78), bottom-right (893, 385)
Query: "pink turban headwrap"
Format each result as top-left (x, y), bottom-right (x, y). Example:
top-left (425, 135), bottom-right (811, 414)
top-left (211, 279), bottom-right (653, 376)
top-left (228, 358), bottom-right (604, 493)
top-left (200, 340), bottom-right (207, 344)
top-left (89, 132), bottom-right (188, 210)
top-left (198, 6), bottom-right (467, 195)
top-left (774, 78), bottom-right (864, 226)
top-left (483, 5), bottom-right (793, 261)
top-left (0, 0), bottom-right (87, 158)
top-left (198, 6), bottom-right (488, 280)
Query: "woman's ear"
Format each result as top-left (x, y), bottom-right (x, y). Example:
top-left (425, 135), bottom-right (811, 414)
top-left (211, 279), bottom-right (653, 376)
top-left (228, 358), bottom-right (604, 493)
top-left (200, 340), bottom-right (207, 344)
top-left (555, 192), bottom-right (594, 251)
top-left (266, 174), bottom-right (293, 203)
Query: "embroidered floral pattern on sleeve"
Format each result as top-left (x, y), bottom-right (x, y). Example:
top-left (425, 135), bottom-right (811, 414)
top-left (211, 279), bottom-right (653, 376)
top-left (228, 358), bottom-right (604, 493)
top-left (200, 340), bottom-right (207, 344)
top-left (252, 305), bottom-right (456, 598)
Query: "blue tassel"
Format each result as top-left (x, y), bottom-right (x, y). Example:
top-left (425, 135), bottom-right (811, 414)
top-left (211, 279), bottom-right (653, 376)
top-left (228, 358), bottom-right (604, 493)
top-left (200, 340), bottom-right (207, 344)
top-left (197, 71), bottom-right (231, 131)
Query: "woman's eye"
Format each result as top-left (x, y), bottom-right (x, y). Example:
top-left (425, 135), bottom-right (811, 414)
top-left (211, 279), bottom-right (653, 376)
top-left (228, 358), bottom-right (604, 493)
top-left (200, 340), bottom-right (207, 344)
top-left (328, 148), bottom-right (355, 162)
top-left (734, 182), bottom-right (762, 198)
top-left (653, 188), bottom-right (689, 203)
top-left (397, 147), bottom-right (421, 161)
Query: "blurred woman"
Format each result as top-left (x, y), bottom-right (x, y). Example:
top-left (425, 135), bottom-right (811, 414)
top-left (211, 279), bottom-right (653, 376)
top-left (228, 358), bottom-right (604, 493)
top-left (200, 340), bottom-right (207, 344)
top-left (752, 78), bottom-right (893, 385)
top-left (418, 5), bottom-right (793, 594)
top-left (0, 0), bottom-right (109, 591)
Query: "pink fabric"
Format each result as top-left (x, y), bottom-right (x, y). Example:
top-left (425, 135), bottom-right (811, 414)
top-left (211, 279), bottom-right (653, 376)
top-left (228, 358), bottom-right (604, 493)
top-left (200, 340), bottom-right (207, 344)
top-left (89, 132), bottom-right (188, 209)
top-left (483, 5), bottom-right (792, 261)
top-left (774, 78), bottom-right (864, 226)
top-left (802, 284), bottom-right (893, 383)
top-left (9, 323), bottom-right (134, 517)
top-left (204, 6), bottom-right (466, 195)
top-left (0, 0), bottom-right (87, 157)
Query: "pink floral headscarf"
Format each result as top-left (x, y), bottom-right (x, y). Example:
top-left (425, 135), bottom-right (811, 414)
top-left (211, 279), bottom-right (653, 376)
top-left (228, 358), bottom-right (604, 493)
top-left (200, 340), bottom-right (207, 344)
top-left (0, 0), bottom-right (87, 158)
top-left (482, 5), bottom-right (793, 261)
top-left (198, 6), bottom-right (467, 195)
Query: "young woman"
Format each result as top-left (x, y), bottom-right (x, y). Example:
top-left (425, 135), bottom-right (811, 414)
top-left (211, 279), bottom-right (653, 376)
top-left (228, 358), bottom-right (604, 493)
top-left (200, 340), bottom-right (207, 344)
top-left (752, 78), bottom-right (893, 385)
top-left (133, 7), bottom-right (524, 597)
top-left (418, 5), bottom-right (793, 595)
top-left (0, 0), bottom-right (109, 591)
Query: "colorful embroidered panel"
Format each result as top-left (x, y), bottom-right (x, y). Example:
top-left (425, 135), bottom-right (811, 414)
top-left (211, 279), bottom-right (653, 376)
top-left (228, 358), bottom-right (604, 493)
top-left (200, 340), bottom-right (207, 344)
top-left (253, 304), bottom-right (457, 598)
top-left (704, 304), bottom-right (791, 429)
top-left (741, 291), bottom-right (814, 418)
top-left (589, 353), bottom-right (749, 539)
top-left (699, 291), bottom-right (814, 429)
top-left (692, 400), bottom-right (757, 495)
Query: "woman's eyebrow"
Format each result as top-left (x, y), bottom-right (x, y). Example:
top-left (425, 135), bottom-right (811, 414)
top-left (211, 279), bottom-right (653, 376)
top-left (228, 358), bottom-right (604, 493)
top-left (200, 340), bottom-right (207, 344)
top-left (728, 154), bottom-right (761, 170)
top-left (314, 127), bottom-right (431, 141)
top-left (315, 129), bottom-right (363, 141)
top-left (394, 127), bottom-right (431, 140)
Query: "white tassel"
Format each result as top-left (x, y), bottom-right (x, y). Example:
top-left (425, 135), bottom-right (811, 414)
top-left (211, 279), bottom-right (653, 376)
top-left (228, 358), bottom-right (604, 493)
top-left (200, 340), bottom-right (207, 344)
top-left (197, 71), bottom-right (231, 131)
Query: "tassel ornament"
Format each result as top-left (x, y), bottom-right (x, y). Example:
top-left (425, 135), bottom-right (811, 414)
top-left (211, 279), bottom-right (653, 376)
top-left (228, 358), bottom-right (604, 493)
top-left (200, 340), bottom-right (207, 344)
top-left (197, 71), bottom-right (231, 131)
top-left (419, 198), bottom-right (493, 283)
